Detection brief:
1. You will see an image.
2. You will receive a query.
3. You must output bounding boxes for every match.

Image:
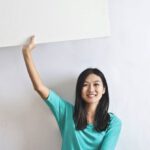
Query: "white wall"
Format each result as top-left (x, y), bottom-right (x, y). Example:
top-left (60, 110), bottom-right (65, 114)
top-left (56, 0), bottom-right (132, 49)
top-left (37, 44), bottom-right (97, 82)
top-left (0, 0), bottom-right (150, 149)
top-left (0, 0), bottom-right (110, 47)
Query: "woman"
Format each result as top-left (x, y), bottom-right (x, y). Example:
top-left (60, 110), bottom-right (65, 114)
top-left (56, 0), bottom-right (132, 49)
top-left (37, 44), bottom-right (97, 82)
top-left (22, 36), bottom-right (122, 150)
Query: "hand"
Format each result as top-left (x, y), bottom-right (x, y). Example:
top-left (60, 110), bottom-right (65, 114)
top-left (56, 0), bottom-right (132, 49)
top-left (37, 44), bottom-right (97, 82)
top-left (22, 35), bottom-right (36, 54)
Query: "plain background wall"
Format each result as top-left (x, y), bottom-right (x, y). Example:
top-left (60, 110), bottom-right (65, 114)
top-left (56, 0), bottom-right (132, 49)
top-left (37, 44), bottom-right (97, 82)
top-left (0, 0), bottom-right (150, 149)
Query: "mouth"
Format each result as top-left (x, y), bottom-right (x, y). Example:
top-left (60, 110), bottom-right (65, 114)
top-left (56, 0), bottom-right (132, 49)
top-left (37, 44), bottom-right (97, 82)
top-left (87, 93), bottom-right (97, 98)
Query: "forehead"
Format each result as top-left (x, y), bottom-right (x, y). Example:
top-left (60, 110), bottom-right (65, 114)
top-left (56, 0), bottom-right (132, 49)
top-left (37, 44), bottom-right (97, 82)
top-left (84, 73), bottom-right (102, 82)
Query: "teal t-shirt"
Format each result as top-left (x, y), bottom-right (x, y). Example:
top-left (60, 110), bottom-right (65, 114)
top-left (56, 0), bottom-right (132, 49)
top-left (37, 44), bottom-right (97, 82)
top-left (44, 90), bottom-right (122, 150)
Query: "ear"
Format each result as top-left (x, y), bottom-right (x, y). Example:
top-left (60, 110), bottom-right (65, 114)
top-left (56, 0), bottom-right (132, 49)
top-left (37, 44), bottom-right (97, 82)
top-left (102, 87), bottom-right (105, 94)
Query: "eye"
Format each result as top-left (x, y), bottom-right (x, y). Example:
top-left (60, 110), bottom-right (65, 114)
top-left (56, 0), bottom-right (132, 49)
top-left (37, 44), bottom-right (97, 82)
top-left (94, 83), bottom-right (100, 87)
top-left (83, 83), bottom-right (88, 87)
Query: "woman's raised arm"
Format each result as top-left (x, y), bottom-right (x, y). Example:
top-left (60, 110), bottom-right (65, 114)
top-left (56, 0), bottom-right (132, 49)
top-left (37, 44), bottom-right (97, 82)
top-left (22, 36), bottom-right (49, 100)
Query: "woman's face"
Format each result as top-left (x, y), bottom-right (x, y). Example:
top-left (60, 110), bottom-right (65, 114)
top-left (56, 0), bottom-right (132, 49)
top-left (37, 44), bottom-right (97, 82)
top-left (81, 73), bottom-right (105, 104)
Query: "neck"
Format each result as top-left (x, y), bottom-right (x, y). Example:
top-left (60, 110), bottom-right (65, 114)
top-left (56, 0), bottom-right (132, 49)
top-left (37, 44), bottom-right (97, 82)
top-left (86, 103), bottom-right (98, 116)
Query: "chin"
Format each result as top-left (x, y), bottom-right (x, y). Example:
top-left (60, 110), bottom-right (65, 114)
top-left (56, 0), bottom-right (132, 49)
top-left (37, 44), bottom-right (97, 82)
top-left (85, 99), bottom-right (100, 104)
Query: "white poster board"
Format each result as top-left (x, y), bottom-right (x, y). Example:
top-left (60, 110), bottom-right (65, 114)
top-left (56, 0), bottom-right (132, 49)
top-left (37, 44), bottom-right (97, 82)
top-left (0, 0), bottom-right (110, 47)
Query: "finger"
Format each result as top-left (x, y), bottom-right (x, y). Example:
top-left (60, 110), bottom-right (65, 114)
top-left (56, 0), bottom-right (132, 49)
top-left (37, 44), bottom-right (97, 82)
top-left (30, 35), bottom-right (35, 43)
top-left (31, 35), bottom-right (35, 40)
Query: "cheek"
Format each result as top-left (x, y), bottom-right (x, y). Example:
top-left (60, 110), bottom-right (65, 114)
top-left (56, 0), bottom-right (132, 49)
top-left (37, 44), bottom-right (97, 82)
top-left (97, 87), bottom-right (105, 95)
top-left (81, 87), bottom-right (87, 97)
top-left (97, 90), bottom-right (104, 100)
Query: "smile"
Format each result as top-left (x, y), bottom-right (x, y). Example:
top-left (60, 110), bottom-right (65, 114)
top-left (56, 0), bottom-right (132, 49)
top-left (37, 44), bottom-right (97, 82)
top-left (87, 94), bottom-right (97, 98)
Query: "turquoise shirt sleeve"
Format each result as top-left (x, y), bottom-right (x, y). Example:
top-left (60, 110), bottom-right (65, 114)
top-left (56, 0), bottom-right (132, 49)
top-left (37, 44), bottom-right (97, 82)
top-left (100, 113), bottom-right (122, 150)
top-left (44, 90), bottom-right (69, 130)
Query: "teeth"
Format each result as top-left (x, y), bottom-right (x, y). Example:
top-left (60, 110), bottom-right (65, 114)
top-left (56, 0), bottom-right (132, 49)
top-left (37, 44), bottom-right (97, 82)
top-left (88, 94), bottom-right (95, 97)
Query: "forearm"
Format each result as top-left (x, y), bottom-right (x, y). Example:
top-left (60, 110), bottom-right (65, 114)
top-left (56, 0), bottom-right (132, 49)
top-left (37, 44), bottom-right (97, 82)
top-left (22, 51), bottom-right (44, 91)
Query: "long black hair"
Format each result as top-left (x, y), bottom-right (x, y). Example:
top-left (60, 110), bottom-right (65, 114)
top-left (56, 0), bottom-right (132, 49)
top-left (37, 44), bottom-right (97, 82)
top-left (73, 68), bottom-right (110, 132)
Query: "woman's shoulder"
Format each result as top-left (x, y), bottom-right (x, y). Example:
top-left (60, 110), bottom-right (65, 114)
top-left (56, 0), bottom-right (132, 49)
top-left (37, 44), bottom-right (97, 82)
top-left (108, 112), bottom-right (122, 127)
top-left (46, 90), bottom-right (74, 108)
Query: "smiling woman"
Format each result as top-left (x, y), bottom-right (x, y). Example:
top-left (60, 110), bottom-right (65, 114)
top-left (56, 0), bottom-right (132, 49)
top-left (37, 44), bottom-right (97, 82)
top-left (84, 75), bottom-right (105, 122)
top-left (74, 68), bottom-right (110, 132)
top-left (81, 74), bottom-right (105, 105)
top-left (22, 36), bottom-right (122, 150)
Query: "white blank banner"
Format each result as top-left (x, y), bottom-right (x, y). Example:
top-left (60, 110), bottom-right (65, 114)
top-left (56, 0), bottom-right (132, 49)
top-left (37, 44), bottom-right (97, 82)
top-left (0, 0), bottom-right (110, 47)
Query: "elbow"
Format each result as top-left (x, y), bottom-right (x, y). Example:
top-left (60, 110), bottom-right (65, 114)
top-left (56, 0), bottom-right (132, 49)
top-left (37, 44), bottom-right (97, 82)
top-left (34, 87), bottom-right (44, 99)
top-left (34, 85), bottom-right (43, 93)
top-left (34, 85), bottom-right (48, 100)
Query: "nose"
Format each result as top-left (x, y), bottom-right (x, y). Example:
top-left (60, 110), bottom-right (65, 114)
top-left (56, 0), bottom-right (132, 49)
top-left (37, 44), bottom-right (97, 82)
top-left (88, 84), bottom-right (94, 92)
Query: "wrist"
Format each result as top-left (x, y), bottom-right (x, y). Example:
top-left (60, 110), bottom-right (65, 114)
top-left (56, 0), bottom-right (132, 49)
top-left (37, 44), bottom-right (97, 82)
top-left (22, 49), bottom-right (31, 56)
